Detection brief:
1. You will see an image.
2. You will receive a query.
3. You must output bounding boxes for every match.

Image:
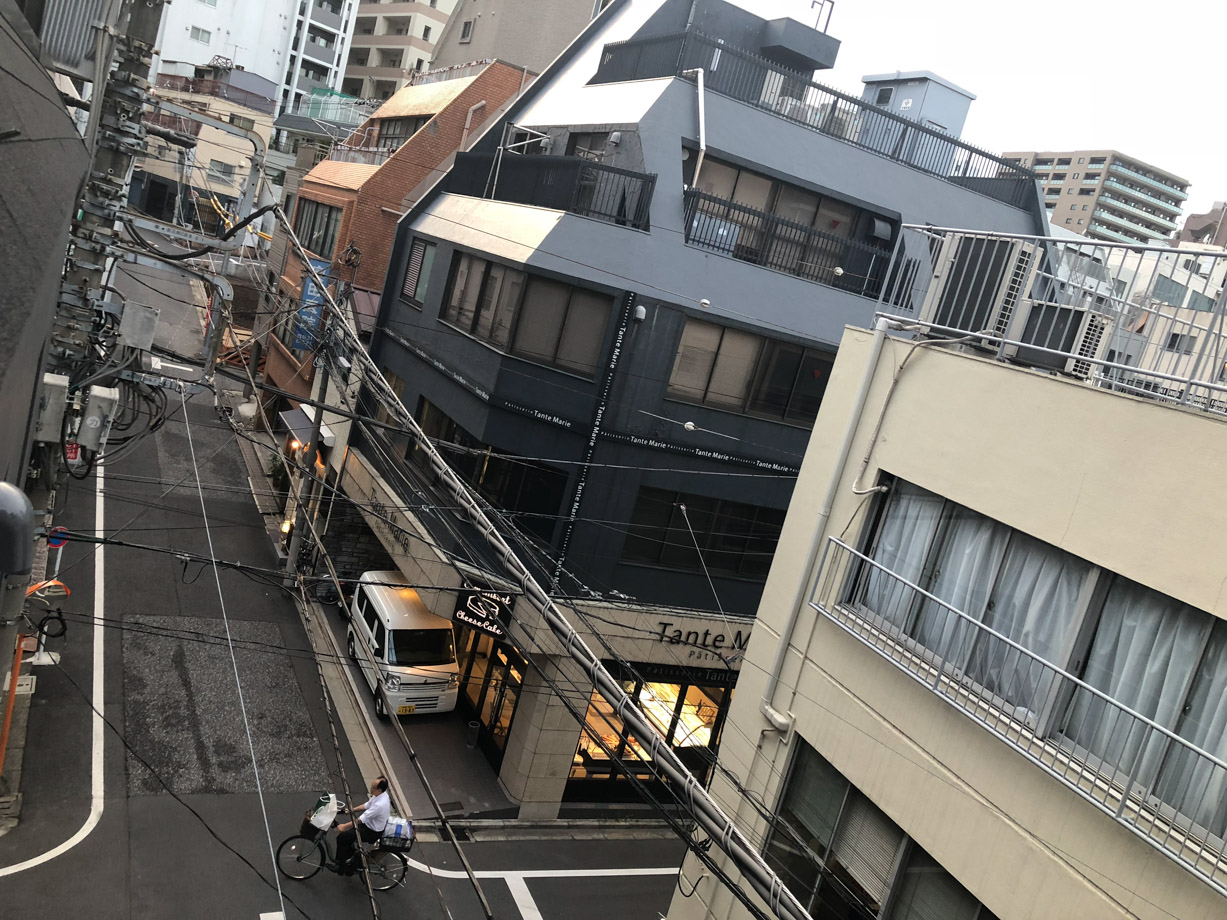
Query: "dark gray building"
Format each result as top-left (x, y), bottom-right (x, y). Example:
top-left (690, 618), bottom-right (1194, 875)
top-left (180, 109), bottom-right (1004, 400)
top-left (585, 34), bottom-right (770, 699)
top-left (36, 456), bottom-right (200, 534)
top-left (332, 0), bottom-right (1045, 814)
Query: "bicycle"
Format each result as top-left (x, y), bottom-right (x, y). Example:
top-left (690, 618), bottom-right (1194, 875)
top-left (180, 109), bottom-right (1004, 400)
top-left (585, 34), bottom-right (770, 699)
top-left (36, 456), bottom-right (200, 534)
top-left (276, 798), bottom-right (410, 891)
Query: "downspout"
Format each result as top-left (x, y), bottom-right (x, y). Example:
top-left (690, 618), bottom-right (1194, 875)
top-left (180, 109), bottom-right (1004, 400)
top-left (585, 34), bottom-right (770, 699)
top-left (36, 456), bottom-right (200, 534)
top-left (681, 68), bottom-right (706, 187)
top-left (759, 316), bottom-right (893, 734)
top-left (460, 100), bottom-right (486, 149)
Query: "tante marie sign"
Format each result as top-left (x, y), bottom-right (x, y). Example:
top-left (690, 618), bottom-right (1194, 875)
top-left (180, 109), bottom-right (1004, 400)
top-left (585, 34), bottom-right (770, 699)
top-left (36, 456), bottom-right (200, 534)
top-left (454, 587), bottom-right (513, 639)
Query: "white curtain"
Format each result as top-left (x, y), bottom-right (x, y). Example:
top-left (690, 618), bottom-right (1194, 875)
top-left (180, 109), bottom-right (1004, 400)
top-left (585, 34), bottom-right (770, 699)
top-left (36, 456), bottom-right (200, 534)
top-left (1064, 579), bottom-right (1209, 784)
top-left (861, 483), bottom-right (943, 633)
top-left (911, 509), bottom-right (1010, 667)
top-left (967, 534), bottom-right (1091, 713)
top-left (1154, 623), bottom-right (1227, 837)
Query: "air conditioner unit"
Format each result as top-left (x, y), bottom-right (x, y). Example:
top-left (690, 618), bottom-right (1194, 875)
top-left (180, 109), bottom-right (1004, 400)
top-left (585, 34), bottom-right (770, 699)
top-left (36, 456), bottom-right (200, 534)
top-left (917, 233), bottom-right (1041, 342)
top-left (1001, 300), bottom-right (1112, 379)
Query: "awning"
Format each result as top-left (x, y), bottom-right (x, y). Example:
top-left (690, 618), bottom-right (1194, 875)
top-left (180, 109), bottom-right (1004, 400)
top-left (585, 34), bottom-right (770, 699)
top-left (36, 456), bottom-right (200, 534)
top-left (278, 407), bottom-right (336, 448)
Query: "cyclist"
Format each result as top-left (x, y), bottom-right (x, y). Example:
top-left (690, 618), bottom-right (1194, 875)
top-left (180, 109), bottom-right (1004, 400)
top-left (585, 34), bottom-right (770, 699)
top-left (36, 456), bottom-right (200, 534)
top-left (335, 775), bottom-right (390, 875)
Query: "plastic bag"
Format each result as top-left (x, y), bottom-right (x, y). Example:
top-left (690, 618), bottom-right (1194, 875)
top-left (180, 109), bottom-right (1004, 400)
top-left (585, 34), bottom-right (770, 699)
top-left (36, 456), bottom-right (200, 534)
top-left (308, 793), bottom-right (339, 830)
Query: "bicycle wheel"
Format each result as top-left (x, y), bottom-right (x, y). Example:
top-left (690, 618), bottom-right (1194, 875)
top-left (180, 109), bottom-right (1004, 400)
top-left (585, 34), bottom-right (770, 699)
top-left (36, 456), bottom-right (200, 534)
top-left (277, 835), bottom-right (326, 880)
top-left (363, 849), bottom-right (406, 890)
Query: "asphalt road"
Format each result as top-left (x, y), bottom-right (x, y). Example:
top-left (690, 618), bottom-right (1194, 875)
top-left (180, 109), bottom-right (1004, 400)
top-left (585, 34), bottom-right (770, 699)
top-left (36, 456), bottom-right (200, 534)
top-left (0, 259), bottom-right (686, 920)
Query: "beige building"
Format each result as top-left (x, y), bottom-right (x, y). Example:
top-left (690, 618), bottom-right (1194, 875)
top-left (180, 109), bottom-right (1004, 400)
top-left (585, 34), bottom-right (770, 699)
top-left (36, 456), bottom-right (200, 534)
top-left (342, 0), bottom-right (459, 100)
top-left (665, 235), bottom-right (1227, 919)
top-left (1005, 149), bottom-right (1188, 244)
top-left (430, 0), bottom-right (615, 73)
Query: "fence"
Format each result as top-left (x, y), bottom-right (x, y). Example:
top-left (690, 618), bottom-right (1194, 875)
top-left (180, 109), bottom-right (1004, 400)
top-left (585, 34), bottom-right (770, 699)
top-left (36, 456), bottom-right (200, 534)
top-left (812, 537), bottom-right (1227, 894)
top-left (682, 187), bottom-right (892, 298)
top-left (445, 152), bottom-right (656, 231)
top-left (157, 75), bottom-right (275, 115)
top-left (591, 31), bottom-right (1034, 210)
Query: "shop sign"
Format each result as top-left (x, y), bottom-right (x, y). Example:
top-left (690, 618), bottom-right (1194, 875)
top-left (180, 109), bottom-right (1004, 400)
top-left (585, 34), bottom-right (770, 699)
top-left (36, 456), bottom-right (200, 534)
top-left (454, 587), bottom-right (513, 639)
top-left (656, 620), bottom-right (750, 664)
top-left (292, 258), bottom-right (332, 351)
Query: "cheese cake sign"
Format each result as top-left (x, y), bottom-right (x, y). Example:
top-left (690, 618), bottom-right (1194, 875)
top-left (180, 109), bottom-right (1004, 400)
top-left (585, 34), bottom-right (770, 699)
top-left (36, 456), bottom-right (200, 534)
top-left (454, 586), bottom-right (513, 639)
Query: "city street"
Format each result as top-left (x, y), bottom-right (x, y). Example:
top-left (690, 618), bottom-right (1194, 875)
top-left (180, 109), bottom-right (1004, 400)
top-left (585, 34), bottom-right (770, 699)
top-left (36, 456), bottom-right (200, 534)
top-left (0, 259), bottom-right (684, 919)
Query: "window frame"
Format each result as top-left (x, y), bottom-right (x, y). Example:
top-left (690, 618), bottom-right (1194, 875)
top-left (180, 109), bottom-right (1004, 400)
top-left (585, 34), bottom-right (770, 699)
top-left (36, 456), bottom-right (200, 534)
top-left (292, 197), bottom-right (342, 259)
top-left (401, 238), bottom-right (437, 308)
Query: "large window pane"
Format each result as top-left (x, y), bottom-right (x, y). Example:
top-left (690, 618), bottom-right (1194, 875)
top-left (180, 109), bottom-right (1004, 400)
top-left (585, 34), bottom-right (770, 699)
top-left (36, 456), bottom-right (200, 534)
top-left (862, 483), bottom-right (944, 630)
top-left (668, 320), bottom-right (722, 401)
top-left (658, 495), bottom-right (714, 570)
top-left (751, 341), bottom-right (803, 418)
top-left (513, 277), bottom-right (568, 362)
top-left (765, 744), bottom-right (849, 903)
top-left (828, 792), bottom-right (905, 911)
top-left (445, 253), bottom-right (482, 330)
top-left (786, 349), bottom-right (835, 422)
top-left (887, 847), bottom-right (981, 920)
top-left (556, 288), bottom-right (611, 374)
top-left (1063, 578), bottom-right (1209, 783)
top-left (706, 328), bottom-right (761, 409)
top-left (622, 488), bottom-right (673, 563)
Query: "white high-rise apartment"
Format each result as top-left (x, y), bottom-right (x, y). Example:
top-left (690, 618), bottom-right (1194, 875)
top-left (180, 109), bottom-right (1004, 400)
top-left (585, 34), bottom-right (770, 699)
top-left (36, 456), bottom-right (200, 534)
top-left (153, 0), bottom-right (357, 115)
top-left (341, 0), bottom-right (459, 101)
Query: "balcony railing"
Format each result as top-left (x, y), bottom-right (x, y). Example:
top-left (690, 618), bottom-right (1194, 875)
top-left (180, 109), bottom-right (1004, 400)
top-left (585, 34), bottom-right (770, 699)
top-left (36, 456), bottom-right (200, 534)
top-left (1109, 162), bottom-right (1189, 200)
top-left (328, 144), bottom-right (393, 166)
top-left (682, 187), bottom-right (892, 298)
top-left (1097, 196), bottom-right (1176, 229)
top-left (812, 537), bottom-right (1227, 896)
top-left (875, 226), bottom-right (1227, 418)
top-left (156, 75), bottom-right (275, 115)
top-left (444, 152), bottom-right (656, 231)
top-left (590, 30), bottom-right (1036, 210)
top-left (1103, 178), bottom-right (1184, 216)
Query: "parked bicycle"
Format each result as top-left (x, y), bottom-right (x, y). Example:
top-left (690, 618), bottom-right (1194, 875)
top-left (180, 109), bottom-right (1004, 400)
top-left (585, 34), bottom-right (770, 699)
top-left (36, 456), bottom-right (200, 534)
top-left (276, 793), bottom-right (412, 891)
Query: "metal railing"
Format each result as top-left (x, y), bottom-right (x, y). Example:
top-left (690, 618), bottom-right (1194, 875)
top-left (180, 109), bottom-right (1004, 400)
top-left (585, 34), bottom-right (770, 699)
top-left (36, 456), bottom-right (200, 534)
top-left (284, 94), bottom-right (378, 127)
top-left (873, 225), bottom-right (1227, 418)
top-left (156, 75), bottom-right (275, 115)
top-left (1108, 162), bottom-right (1188, 200)
top-left (444, 152), bottom-right (656, 231)
top-left (682, 187), bottom-right (892, 298)
top-left (812, 537), bottom-right (1227, 894)
top-left (328, 145), bottom-right (394, 166)
top-left (590, 30), bottom-right (1035, 210)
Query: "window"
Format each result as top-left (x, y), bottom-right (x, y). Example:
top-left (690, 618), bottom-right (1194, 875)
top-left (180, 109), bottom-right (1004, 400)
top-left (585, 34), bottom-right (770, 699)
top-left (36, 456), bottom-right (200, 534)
top-left (198, 0), bottom-right (217, 6)
top-left (228, 113), bottom-right (256, 132)
top-left (1077, 218), bottom-right (1083, 224)
top-left (1166, 332), bottom-right (1197, 354)
top-left (1071, 203), bottom-right (1078, 210)
top-left (1078, 157), bottom-right (1085, 163)
top-left (668, 318), bottom-right (835, 425)
top-left (621, 486), bottom-right (785, 579)
top-left (875, 87), bottom-right (894, 106)
top-left (207, 159), bottom-right (236, 182)
top-left (1051, 173), bottom-right (1066, 181)
top-left (1057, 157), bottom-right (1071, 166)
top-left (1065, 218), bottom-right (1073, 225)
top-left (855, 478), bottom-right (1227, 841)
top-left (375, 369), bottom-right (405, 427)
top-left (416, 57), bottom-right (425, 71)
top-left (376, 115), bottom-right (431, 150)
top-left (1079, 188), bottom-right (1094, 196)
top-left (190, 25), bottom-right (211, 43)
top-left (765, 741), bottom-right (997, 918)
top-left (401, 239), bottom-right (436, 306)
top-left (292, 198), bottom-right (342, 258)
top-left (1072, 172), bottom-right (1079, 179)
top-left (421, 24), bottom-right (431, 41)
top-left (1068, 188), bottom-right (1075, 194)
top-left (441, 253), bottom-right (613, 376)
top-left (459, 19), bottom-right (473, 41)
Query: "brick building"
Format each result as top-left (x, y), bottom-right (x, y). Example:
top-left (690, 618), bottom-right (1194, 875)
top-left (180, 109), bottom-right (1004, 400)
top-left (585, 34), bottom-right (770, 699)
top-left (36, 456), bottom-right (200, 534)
top-left (262, 59), bottom-right (533, 409)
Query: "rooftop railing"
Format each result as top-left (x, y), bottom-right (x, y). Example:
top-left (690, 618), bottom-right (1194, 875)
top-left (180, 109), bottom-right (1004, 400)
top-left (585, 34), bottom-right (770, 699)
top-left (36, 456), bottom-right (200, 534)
top-left (590, 30), bottom-right (1036, 210)
top-left (874, 225), bottom-right (1227, 418)
top-left (284, 94), bottom-right (378, 127)
top-left (327, 144), bottom-right (394, 166)
top-left (444, 151), bottom-right (656, 231)
top-left (812, 537), bottom-right (1227, 896)
top-left (156, 75), bottom-right (275, 115)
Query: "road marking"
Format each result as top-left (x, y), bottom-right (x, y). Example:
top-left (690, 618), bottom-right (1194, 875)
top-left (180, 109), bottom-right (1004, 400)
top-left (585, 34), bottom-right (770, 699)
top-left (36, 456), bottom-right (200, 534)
top-left (505, 876), bottom-right (545, 920)
top-left (0, 467), bottom-right (106, 877)
top-left (404, 856), bottom-right (678, 880)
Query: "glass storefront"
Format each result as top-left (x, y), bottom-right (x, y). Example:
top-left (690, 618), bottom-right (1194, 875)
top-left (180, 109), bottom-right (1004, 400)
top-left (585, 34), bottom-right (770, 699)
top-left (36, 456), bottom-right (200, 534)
top-left (455, 624), bottom-right (526, 769)
top-left (565, 660), bottom-right (736, 802)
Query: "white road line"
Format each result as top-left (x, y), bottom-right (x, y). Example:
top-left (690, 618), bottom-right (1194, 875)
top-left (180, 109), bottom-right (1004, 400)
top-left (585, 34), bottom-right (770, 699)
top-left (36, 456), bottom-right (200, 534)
top-left (0, 466), bottom-right (106, 877)
top-left (404, 856), bottom-right (678, 881)
top-left (504, 875), bottom-right (545, 920)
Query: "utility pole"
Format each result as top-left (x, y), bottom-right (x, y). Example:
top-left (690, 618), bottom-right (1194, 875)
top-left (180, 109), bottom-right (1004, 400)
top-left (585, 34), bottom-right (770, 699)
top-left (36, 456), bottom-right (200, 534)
top-left (0, 484), bottom-right (34, 701)
top-left (284, 318), bottom-right (330, 579)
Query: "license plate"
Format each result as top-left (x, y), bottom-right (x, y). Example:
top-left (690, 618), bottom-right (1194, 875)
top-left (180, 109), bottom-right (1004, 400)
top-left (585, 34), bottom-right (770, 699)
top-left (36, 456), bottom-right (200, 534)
top-left (396, 704), bottom-right (416, 715)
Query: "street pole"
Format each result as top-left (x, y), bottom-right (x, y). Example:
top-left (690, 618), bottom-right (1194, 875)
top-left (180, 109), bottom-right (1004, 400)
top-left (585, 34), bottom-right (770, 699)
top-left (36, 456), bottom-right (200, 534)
top-left (284, 320), bottom-right (330, 578)
top-left (0, 484), bottom-right (35, 701)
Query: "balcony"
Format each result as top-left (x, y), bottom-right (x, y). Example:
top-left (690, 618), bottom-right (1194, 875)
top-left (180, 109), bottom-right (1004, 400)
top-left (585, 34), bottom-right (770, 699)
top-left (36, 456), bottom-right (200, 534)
top-left (155, 75), bottom-right (275, 115)
top-left (1103, 179), bottom-right (1184, 216)
top-left (683, 187), bottom-right (891, 298)
top-left (1092, 207), bottom-right (1168, 239)
top-left (1097, 196), bottom-right (1178, 231)
top-left (1109, 162), bottom-right (1188, 200)
top-left (590, 30), bottom-right (1035, 210)
top-left (1088, 221), bottom-right (1149, 245)
top-left (350, 33), bottom-right (422, 48)
top-left (444, 152), bottom-right (656, 231)
top-left (329, 144), bottom-right (393, 166)
top-left (812, 537), bottom-right (1227, 897)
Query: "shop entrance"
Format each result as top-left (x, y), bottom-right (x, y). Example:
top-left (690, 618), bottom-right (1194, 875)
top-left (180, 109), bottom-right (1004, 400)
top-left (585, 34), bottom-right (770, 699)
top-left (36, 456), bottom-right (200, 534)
top-left (455, 624), bottom-right (526, 769)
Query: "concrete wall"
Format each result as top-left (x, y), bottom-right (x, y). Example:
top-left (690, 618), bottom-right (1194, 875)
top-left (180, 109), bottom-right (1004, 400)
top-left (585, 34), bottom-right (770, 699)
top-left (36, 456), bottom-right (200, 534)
top-left (431, 0), bottom-right (599, 73)
top-left (667, 329), bottom-right (1227, 920)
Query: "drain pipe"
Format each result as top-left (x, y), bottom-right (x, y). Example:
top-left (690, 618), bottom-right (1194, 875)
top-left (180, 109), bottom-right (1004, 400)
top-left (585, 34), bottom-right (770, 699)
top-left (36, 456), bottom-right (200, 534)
top-left (681, 68), bottom-right (706, 186)
top-left (460, 100), bottom-right (486, 149)
top-left (760, 317), bottom-right (893, 735)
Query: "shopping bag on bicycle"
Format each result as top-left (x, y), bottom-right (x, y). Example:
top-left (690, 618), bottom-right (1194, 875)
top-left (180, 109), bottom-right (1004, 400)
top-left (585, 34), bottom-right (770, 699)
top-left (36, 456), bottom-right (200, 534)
top-left (301, 793), bottom-right (339, 837)
top-left (380, 816), bottom-right (413, 851)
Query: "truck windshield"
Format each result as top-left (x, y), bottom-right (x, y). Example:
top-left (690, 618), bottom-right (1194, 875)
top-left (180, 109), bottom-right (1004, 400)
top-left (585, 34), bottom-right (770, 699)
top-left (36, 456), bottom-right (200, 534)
top-left (388, 628), bottom-right (455, 667)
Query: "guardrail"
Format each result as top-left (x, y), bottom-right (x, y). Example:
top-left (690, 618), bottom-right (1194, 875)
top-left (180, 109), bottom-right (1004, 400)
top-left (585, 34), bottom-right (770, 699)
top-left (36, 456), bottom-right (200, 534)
top-left (156, 75), bottom-right (275, 115)
top-left (812, 537), bottom-right (1227, 894)
top-left (445, 152), bottom-right (656, 231)
top-left (591, 30), bottom-right (1035, 210)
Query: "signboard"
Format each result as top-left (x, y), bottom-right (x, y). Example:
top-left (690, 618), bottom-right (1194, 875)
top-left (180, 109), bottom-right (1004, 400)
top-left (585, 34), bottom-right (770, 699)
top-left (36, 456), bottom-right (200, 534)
top-left (292, 258), bottom-right (332, 351)
top-left (453, 587), bottom-right (513, 639)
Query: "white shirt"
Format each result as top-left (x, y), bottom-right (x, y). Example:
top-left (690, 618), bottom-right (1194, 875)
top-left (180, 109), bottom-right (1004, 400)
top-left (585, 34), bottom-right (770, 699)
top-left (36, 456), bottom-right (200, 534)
top-left (359, 791), bottom-right (390, 833)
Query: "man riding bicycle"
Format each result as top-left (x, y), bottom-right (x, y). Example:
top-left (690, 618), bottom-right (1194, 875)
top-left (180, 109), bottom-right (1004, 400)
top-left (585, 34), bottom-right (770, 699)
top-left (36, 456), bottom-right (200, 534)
top-left (335, 775), bottom-right (390, 875)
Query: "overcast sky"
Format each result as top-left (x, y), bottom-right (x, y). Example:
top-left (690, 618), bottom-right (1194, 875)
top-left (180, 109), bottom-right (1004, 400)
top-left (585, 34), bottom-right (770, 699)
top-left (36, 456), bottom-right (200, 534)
top-left (745, 0), bottom-right (1224, 219)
